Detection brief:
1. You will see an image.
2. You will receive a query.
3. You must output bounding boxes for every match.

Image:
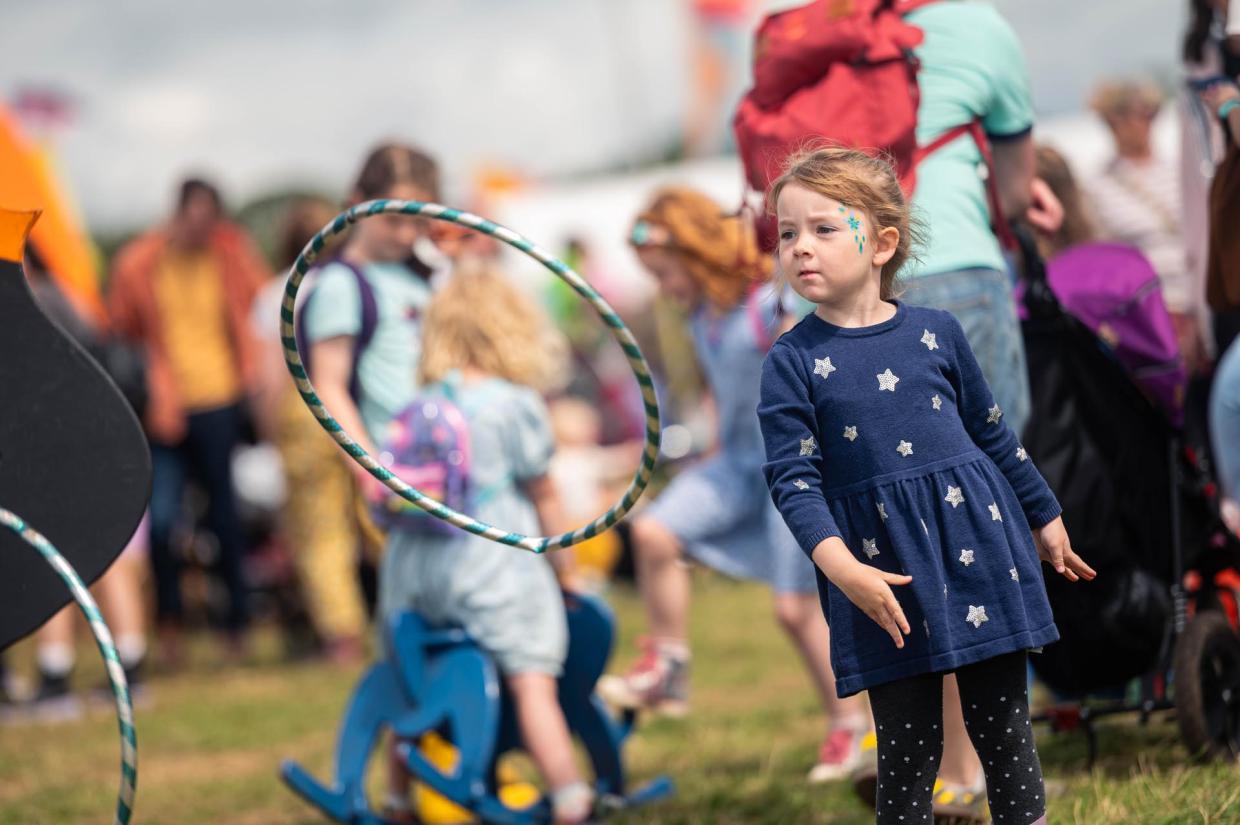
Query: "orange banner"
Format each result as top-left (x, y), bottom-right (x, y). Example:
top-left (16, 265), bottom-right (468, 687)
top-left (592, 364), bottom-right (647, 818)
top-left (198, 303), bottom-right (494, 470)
top-left (0, 104), bottom-right (103, 324)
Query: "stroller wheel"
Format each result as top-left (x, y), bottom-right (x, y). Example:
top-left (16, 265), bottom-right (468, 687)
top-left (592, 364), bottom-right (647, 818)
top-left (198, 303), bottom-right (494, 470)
top-left (1173, 611), bottom-right (1240, 761)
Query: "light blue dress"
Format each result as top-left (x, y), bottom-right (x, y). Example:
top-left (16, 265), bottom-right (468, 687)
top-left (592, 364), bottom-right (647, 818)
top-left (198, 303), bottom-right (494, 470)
top-left (645, 288), bottom-right (817, 594)
top-left (377, 378), bottom-right (567, 676)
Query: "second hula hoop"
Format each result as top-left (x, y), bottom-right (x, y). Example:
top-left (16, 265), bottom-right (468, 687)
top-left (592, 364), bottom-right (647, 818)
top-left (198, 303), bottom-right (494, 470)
top-left (281, 199), bottom-right (661, 553)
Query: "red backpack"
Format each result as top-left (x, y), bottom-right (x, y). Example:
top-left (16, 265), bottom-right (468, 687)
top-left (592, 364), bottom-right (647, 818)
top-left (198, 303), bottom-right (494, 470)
top-left (733, 0), bottom-right (1012, 251)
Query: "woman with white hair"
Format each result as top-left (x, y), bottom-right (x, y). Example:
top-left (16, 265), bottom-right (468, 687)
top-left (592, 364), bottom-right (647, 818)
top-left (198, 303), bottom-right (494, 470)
top-left (1088, 78), bottom-right (1207, 372)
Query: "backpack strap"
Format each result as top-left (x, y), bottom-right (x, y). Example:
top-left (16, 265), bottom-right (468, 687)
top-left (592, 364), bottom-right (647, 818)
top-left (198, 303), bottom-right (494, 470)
top-left (912, 119), bottom-right (1017, 252)
top-left (335, 260), bottom-right (380, 403)
top-left (295, 258), bottom-right (380, 403)
top-left (965, 120), bottom-right (1018, 252)
top-left (746, 282), bottom-right (785, 352)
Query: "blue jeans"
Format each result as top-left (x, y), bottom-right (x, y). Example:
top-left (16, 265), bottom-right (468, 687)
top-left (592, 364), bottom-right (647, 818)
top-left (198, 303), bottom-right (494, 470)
top-left (149, 404), bottom-right (249, 630)
top-left (900, 267), bottom-right (1032, 437)
top-left (1211, 340), bottom-right (1240, 503)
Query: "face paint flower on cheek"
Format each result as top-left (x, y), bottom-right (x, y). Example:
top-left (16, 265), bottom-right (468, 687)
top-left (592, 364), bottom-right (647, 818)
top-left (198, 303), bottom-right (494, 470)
top-left (847, 212), bottom-right (864, 255)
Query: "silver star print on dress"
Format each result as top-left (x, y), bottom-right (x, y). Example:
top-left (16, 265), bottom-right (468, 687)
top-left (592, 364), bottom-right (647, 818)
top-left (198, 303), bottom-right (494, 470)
top-left (988, 503), bottom-right (1003, 522)
top-left (793, 479), bottom-right (810, 491)
top-left (843, 425), bottom-right (858, 441)
top-left (877, 502), bottom-right (888, 521)
top-left (1016, 446), bottom-right (1029, 462)
top-left (862, 538), bottom-right (879, 559)
top-left (986, 404), bottom-right (1003, 424)
top-left (921, 329), bottom-right (938, 350)
top-left (944, 486), bottom-right (965, 508)
top-left (1010, 567), bottom-right (1020, 582)
top-left (896, 440), bottom-right (913, 457)
top-left (877, 368), bottom-right (900, 392)
top-left (800, 436), bottom-right (817, 456)
top-left (931, 394), bottom-right (942, 411)
top-left (966, 605), bottom-right (989, 628)
top-left (959, 548), bottom-right (975, 566)
top-left (814, 356), bottom-right (836, 380)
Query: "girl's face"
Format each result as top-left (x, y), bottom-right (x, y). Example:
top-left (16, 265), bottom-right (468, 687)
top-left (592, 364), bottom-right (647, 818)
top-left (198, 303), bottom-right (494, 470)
top-left (350, 182), bottom-right (430, 263)
top-left (776, 182), bottom-right (893, 308)
top-left (638, 246), bottom-right (701, 311)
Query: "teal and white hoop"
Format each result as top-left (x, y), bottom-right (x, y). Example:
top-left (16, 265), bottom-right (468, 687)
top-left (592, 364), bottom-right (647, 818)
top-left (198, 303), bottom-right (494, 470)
top-left (281, 200), bottom-right (661, 553)
top-left (0, 508), bottom-right (137, 825)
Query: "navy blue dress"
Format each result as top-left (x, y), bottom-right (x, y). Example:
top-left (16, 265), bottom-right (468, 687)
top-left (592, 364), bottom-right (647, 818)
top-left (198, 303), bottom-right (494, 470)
top-left (758, 301), bottom-right (1061, 697)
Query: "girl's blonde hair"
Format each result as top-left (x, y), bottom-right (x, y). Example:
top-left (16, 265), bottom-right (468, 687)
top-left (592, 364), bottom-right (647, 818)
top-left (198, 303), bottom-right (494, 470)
top-left (631, 187), bottom-right (771, 310)
top-left (419, 260), bottom-right (563, 391)
top-left (768, 146), bottom-right (924, 300)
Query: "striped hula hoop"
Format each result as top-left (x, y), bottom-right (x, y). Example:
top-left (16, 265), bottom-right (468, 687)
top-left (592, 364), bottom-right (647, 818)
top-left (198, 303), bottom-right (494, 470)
top-left (281, 199), bottom-right (661, 553)
top-left (0, 508), bottom-right (137, 825)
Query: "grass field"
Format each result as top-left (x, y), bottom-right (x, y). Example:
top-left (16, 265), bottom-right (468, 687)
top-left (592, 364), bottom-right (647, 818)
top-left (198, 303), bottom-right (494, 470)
top-left (0, 574), bottom-right (1237, 824)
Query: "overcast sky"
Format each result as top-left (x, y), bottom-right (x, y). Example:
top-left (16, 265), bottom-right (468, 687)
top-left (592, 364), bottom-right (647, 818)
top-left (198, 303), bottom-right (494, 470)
top-left (2, 0), bottom-right (1178, 231)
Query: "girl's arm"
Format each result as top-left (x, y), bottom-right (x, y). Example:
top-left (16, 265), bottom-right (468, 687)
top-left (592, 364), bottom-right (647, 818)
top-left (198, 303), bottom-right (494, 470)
top-left (524, 474), bottom-right (578, 586)
top-left (310, 335), bottom-right (380, 479)
top-left (510, 389), bottom-right (579, 586)
top-left (757, 342), bottom-right (843, 556)
top-left (943, 314), bottom-right (1060, 529)
top-left (1203, 82), bottom-right (1240, 149)
top-left (760, 343), bottom-right (914, 647)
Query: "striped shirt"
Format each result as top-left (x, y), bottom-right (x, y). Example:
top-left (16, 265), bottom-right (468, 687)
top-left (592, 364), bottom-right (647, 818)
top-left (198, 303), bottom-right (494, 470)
top-left (1087, 156), bottom-right (1189, 312)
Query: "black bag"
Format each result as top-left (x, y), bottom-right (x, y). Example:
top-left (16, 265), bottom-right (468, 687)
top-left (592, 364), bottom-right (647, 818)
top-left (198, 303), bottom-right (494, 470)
top-left (1018, 227), bottom-right (1175, 694)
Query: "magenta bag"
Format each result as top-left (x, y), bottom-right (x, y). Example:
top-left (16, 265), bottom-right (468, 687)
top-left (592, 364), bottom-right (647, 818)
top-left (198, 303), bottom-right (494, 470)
top-left (1018, 243), bottom-right (1187, 427)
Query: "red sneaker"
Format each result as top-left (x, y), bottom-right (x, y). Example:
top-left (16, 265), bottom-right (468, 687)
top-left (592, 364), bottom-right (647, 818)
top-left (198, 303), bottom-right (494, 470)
top-left (596, 637), bottom-right (690, 717)
top-left (807, 726), bottom-right (865, 784)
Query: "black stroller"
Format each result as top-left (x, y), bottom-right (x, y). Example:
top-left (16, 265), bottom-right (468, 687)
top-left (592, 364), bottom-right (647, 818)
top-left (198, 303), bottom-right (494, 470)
top-left (1016, 228), bottom-right (1240, 764)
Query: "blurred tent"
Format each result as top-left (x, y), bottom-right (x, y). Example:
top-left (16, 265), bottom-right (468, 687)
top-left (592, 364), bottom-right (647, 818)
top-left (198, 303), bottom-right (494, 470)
top-left (0, 101), bottom-right (104, 325)
top-left (487, 109), bottom-right (1179, 304)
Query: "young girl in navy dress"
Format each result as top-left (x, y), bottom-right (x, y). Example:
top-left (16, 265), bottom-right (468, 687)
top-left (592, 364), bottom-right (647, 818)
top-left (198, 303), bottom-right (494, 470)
top-left (758, 147), bottom-right (1096, 825)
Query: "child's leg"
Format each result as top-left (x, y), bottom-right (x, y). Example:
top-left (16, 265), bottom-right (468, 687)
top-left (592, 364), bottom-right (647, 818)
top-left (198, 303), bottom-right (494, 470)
top-left (772, 592), bottom-right (869, 724)
top-left (630, 516), bottom-right (691, 642)
top-left (597, 516), bottom-right (691, 714)
top-left (939, 674), bottom-right (985, 788)
top-left (506, 672), bottom-right (592, 822)
top-left (954, 652), bottom-right (1046, 825)
top-left (867, 671), bottom-right (945, 824)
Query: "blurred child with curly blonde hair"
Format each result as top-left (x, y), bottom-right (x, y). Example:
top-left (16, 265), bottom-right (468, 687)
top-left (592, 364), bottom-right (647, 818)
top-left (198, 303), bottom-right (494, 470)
top-left (377, 262), bottom-right (591, 824)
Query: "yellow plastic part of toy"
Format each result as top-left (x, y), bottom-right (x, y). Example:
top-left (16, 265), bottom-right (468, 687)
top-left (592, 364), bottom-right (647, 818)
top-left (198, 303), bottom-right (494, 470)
top-left (413, 733), bottom-right (541, 822)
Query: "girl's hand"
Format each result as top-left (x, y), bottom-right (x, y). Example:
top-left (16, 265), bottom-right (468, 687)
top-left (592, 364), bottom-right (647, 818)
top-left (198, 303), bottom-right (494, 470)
top-left (1202, 81), bottom-right (1240, 111)
top-left (1033, 516), bottom-right (1096, 582)
top-left (354, 463), bottom-right (390, 504)
top-left (811, 536), bottom-right (912, 648)
top-left (1025, 177), bottom-right (1065, 234)
top-left (835, 562), bottom-right (913, 648)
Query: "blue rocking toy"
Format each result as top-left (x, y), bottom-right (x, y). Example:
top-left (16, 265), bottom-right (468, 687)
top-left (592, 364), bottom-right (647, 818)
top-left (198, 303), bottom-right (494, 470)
top-left (281, 592), bottom-right (673, 824)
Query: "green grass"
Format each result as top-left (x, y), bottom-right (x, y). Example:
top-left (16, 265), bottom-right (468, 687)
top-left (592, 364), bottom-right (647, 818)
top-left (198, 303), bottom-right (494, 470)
top-left (0, 574), bottom-right (1236, 824)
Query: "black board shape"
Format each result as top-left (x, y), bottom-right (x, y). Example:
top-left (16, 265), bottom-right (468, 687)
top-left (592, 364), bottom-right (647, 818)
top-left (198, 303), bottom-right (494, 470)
top-left (0, 208), bottom-right (151, 650)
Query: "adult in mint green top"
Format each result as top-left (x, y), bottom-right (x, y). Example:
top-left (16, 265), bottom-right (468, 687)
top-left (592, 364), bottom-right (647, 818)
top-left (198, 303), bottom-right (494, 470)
top-left (303, 260), bottom-right (432, 442)
top-left (904, 1), bottom-right (1035, 279)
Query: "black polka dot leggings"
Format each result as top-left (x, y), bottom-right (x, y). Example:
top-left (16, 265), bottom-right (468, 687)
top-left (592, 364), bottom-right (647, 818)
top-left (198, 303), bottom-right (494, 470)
top-left (867, 651), bottom-right (1046, 825)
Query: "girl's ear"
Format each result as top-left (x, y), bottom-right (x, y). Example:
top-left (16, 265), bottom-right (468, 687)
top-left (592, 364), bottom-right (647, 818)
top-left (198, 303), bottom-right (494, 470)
top-left (871, 225), bottom-right (900, 267)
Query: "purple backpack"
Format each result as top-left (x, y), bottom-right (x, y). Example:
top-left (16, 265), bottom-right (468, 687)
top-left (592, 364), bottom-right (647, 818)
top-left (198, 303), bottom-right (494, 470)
top-left (1018, 242), bottom-right (1187, 427)
top-left (370, 393), bottom-right (473, 535)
